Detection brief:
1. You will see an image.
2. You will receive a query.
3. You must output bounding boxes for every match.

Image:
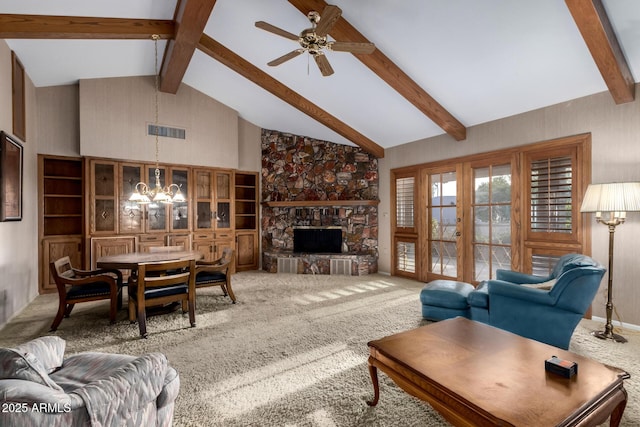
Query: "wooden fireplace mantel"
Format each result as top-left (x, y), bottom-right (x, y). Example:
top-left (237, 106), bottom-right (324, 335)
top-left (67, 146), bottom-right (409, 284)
top-left (262, 200), bottom-right (379, 207)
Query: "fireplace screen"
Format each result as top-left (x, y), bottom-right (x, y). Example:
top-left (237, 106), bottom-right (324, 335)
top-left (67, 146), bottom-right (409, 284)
top-left (294, 228), bottom-right (342, 253)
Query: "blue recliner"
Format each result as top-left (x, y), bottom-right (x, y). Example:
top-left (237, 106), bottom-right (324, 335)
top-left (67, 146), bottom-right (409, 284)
top-left (468, 254), bottom-right (605, 349)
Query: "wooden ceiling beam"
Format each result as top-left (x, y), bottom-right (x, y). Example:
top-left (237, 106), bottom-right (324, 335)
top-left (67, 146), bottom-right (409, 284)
top-left (0, 14), bottom-right (174, 39)
top-left (198, 34), bottom-right (385, 158)
top-left (159, 0), bottom-right (218, 94)
top-left (565, 0), bottom-right (634, 104)
top-left (287, 0), bottom-right (467, 141)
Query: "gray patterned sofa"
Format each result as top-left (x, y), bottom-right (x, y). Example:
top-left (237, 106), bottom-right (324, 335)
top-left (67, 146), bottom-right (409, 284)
top-left (0, 336), bottom-right (179, 426)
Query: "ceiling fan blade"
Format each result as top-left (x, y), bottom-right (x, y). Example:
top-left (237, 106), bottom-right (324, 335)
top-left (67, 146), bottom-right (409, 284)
top-left (255, 21), bottom-right (299, 41)
top-left (330, 41), bottom-right (376, 54)
top-left (267, 50), bottom-right (303, 66)
top-left (315, 5), bottom-right (341, 36)
top-left (314, 54), bottom-right (334, 76)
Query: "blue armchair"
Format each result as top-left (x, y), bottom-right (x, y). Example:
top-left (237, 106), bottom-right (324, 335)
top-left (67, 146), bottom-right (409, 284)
top-left (467, 254), bottom-right (605, 349)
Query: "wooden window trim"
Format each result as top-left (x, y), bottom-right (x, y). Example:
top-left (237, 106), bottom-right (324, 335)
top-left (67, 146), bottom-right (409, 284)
top-left (11, 51), bottom-right (26, 142)
top-left (390, 133), bottom-right (591, 279)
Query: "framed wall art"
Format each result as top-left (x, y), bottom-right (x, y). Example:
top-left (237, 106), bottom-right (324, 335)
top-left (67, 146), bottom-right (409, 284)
top-left (0, 131), bottom-right (23, 221)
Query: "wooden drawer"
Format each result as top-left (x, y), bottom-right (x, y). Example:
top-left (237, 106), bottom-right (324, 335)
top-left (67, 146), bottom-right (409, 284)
top-left (193, 232), bottom-right (214, 241)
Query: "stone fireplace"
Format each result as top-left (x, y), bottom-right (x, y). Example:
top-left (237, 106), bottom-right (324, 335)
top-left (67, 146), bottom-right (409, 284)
top-left (261, 129), bottom-right (378, 275)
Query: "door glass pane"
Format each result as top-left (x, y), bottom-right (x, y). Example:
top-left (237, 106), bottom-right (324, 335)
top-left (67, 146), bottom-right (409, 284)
top-left (429, 171), bottom-right (457, 278)
top-left (472, 165), bottom-right (511, 281)
top-left (397, 241), bottom-right (416, 273)
top-left (492, 206), bottom-right (511, 244)
top-left (474, 245), bottom-right (490, 282)
top-left (442, 207), bottom-right (457, 240)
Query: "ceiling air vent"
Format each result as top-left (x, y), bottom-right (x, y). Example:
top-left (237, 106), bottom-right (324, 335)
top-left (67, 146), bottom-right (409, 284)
top-left (148, 124), bottom-right (186, 140)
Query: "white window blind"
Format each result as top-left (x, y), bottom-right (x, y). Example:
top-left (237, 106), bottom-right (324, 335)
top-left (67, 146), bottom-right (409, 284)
top-left (396, 241), bottom-right (416, 273)
top-left (530, 156), bottom-right (572, 233)
top-left (396, 177), bottom-right (415, 228)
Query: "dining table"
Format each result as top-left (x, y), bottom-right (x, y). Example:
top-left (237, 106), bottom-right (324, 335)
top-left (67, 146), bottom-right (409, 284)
top-left (97, 249), bottom-right (204, 316)
top-left (96, 249), bottom-right (204, 271)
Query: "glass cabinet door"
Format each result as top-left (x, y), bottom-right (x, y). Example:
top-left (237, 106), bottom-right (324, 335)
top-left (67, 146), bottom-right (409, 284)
top-left (215, 170), bottom-right (233, 231)
top-left (120, 163), bottom-right (144, 234)
top-left (170, 167), bottom-right (189, 231)
top-left (194, 169), bottom-right (213, 230)
top-left (91, 160), bottom-right (117, 234)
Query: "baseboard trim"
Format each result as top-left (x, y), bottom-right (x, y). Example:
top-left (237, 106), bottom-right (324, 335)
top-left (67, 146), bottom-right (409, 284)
top-left (590, 316), bottom-right (640, 332)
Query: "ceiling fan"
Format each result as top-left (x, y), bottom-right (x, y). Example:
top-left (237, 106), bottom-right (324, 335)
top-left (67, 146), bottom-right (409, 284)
top-left (255, 5), bottom-right (376, 76)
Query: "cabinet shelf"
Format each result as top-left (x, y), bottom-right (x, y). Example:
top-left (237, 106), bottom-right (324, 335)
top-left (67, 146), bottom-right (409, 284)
top-left (43, 175), bottom-right (82, 181)
top-left (40, 155), bottom-right (84, 238)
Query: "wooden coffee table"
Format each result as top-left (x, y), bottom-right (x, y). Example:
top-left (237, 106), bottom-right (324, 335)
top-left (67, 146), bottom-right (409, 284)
top-left (367, 317), bottom-right (629, 426)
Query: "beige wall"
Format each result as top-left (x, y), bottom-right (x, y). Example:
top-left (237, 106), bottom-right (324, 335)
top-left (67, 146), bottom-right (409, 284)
top-left (0, 41), bottom-right (40, 325)
top-left (380, 84), bottom-right (640, 326)
top-left (79, 76), bottom-right (240, 168)
top-left (238, 118), bottom-right (262, 172)
top-left (36, 84), bottom-right (80, 156)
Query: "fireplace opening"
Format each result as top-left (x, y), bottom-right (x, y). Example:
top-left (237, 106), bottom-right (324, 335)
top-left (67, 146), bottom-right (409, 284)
top-left (293, 227), bottom-right (342, 253)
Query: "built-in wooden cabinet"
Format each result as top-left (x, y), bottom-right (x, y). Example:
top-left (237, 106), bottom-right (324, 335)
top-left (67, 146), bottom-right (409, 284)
top-left (193, 168), bottom-right (233, 232)
top-left (234, 172), bottom-right (259, 271)
top-left (41, 236), bottom-right (83, 292)
top-left (39, 155), bottom-right (260, 291)
top-left (236, 230), bottom-right (258, 271)
top-left (90, 236), bottom-right (136, 269)
top-left (40, 156), bottom-right (84, 236)
top-left (192, 168), bottom-right (235, 264)
top-left (39, 155), bottom-right (84, 293)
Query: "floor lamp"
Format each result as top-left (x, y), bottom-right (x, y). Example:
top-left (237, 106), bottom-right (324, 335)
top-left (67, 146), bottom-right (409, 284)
top-left (580, 182), bottom-right (640, 343)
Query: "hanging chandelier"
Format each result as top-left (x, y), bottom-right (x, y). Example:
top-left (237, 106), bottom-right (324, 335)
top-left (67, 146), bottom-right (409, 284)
top-left (129, 34), bottom-right (185, 205)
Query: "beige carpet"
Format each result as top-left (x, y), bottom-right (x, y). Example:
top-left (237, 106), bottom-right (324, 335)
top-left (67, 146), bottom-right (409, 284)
top-left (0, 272), bottom-right (638, 426)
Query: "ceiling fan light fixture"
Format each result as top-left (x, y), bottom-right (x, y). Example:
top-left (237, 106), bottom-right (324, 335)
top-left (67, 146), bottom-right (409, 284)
top-left (256, 5), bottom-right (375, 77)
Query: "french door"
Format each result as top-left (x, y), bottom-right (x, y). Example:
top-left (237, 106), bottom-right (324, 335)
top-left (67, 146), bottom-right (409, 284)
top-left (423, 168), bottom-right (461, 280)
top-left (392, 134), bottom-right (590, 284)
top-left (465, 160), bottom-right (514, 283)
top-left (419, 159), bottom-right (513, 284)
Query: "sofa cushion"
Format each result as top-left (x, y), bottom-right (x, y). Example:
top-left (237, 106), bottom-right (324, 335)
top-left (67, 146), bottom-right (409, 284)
top-left (420, 280), bottom-right (474, 309)
top-left (0, 348), bottom-right (62, 391)
top-left (552, 254), bottom-right (599, 278)
top-left (522, 278), bottom-right (557, 290)
top-left (467, 282), bottom-right (489, 308)
top-left (14, 336), bottom-right (65, 374)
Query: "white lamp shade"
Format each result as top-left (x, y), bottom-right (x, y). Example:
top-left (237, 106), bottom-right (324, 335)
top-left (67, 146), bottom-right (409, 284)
top-left (580, 182), bottom-right (640, 213)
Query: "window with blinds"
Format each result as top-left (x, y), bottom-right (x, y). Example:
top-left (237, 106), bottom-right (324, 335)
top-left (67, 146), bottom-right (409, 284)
top-left (530, 156), bottom-right (573, 233)
top-left (396, 241), bottom-right (416, 274)
top-left (531, 253), bottom-right (562, 276)
top-left (396, 177), bottom-right (415, 229)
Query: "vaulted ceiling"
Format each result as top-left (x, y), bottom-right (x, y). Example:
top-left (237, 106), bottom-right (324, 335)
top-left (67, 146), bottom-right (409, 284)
top-left (1, 0), bottom-right (639, 158)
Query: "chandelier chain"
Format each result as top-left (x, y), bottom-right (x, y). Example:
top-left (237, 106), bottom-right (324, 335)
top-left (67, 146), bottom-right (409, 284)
top-left (153, 34), bottom-right (160, 169)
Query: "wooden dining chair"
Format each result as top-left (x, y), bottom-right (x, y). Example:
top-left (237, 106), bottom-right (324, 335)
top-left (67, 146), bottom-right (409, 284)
top-left (49, 256), bottom-right (123, 331)
top-left (128, 259), bottom-right (196, 338)
top-left (195, 247), bottom-right (236, 303)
